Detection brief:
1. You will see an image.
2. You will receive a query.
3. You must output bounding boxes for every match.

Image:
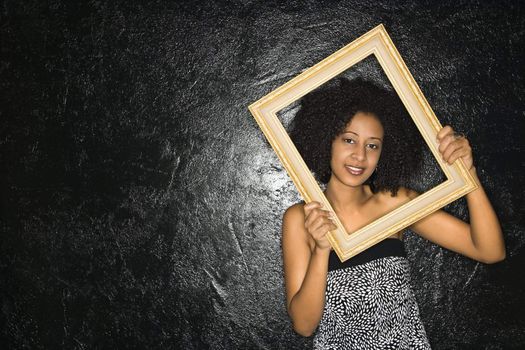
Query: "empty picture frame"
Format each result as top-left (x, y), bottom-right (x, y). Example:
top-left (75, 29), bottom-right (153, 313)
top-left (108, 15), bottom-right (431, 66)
top-left (248, 24), bottom-right (478, 262)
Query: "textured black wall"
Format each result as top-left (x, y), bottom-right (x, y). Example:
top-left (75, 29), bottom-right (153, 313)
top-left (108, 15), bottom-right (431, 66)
top-left (1, 1), bottom-right (524, 349)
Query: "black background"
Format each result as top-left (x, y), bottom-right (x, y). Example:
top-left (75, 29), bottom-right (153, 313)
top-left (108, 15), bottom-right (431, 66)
top-left (1, 1), bottom-right (524, 349)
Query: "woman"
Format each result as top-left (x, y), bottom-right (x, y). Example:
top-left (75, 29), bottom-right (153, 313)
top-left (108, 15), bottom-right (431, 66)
top-left (282, 78), bottom-right (505, 349)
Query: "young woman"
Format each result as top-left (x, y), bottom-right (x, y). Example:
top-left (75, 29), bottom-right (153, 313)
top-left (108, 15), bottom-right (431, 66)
top-left (282, 78), bottom-right (505, 349)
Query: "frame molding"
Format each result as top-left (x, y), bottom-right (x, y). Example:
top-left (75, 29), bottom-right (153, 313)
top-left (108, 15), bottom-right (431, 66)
top-left (248, 24), bottom-right (477, 262)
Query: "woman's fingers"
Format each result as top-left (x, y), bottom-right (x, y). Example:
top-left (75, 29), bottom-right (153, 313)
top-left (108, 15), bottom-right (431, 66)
top-left (303, 202), bottom-right (337, 249)
top-left (310, 221), bottom-right (337, 245)
top-left (306, 209), bottom-right (333, 233)
top-left (303, 201), bottom-right (321, 214)
top-left (444, 139), bottom-right (471, 165)
top-left (437, 126), bottom-right (474, 169)
top-left (304, 202), bottom-right (331, 222)
top-left (440, 137), bottom-right (460, 162)
top-left (310, 213), bottom-right (335, 232)
top-left (447, 147), bottom-right (471, 165)
top-left (437, 132), bottom-right (455, 154)
top-left (313, 225), bottom-right (336, 241)
top-left (303, 202), bottom-right (324, 222)
top-left (436, 125), bottom-right (454, 142)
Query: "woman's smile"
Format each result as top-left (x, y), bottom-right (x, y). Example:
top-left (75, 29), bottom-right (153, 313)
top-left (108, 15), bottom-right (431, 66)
top-left (345, 165), bottom-right (365, 176)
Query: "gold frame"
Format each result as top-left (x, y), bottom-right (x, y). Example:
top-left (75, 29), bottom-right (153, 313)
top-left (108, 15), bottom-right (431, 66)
top-left (248, 24), bottom-right (477, 262)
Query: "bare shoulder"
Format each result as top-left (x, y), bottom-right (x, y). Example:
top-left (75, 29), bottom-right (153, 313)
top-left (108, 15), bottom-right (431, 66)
top-left (282, 202), bottom-right (311, 247)
top-left (397, 187), bottom-right (420, 200)
top-left (373, 187), bottom-right (420, 210)
top-left (283, 202), bottom-right (306, 235)
top-left (283, 202), bottom-right (305, 220)
top-left (370, 188), bottom-right (420, 239)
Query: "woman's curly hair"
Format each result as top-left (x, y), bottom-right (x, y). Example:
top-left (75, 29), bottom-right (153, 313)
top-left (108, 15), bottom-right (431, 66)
top-left (289, 77), bottom-right (423, 196)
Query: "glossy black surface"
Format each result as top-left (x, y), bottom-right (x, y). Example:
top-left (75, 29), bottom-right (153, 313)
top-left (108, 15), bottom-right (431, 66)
top-left (1, 1), bottom-right (524, 348)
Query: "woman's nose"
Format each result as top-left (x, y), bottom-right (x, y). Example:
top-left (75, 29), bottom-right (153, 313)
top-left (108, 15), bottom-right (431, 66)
top-left (351, 146), bottom-right (366, 161)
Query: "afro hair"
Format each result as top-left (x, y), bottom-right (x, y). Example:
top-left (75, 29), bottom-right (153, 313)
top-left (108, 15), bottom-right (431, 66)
top-left (288, 77), bottom-right (424, 196)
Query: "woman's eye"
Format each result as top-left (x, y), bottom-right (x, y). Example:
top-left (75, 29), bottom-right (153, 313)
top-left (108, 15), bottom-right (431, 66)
top-left (343, 138), bottom-right (355, 144)
top-left (367, 144), bottom-right (379, 150)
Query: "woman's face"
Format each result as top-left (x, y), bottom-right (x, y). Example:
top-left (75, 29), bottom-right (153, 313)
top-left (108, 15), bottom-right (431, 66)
top-left (329, 112), bottom-right (384, 187)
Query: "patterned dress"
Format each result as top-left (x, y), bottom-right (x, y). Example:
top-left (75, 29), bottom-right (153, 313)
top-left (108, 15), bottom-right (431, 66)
top-left (313, 239), bottom-right (431, 349)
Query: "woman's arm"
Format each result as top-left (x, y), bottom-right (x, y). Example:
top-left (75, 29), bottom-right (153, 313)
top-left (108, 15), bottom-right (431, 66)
top-left (282, 202), bottom-right (336, 336)
top-left (409, 126), bottom-right (505, 263)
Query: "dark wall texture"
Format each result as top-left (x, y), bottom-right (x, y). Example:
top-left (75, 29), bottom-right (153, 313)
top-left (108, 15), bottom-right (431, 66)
top-left (1, 1), bottom-right (524, 349)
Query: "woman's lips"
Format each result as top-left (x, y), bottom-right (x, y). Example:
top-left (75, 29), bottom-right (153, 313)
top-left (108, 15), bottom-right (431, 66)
top-left (345, 165), bottom-right (365, 175)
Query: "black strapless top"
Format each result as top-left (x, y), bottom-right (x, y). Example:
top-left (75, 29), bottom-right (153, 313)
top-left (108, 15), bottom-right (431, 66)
top-left (328, 238), bottom-right (406, 271)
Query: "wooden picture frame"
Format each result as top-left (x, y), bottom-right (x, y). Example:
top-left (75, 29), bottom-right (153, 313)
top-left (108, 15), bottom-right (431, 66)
top-left (248, 24), bottom-right (478, 262)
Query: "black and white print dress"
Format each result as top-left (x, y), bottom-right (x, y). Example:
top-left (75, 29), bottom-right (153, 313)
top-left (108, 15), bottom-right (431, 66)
top-left (313, 239), bottom-right (431, 349)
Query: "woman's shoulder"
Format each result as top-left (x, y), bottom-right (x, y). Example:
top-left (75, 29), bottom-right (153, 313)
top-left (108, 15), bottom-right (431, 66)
top-left (282, 202), bottom-right (312, 248)
top-left (373, 187), bottom-right (420, 208)
top-left (283, 202), bottom-right (305, 220)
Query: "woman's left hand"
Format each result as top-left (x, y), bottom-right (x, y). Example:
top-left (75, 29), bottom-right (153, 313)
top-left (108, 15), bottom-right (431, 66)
top-left (437, 125), bottom-right (474, 171)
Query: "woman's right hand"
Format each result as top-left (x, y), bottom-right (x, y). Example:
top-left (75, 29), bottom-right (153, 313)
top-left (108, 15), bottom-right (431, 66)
top-left (303, 201), bottom-right (337, 251)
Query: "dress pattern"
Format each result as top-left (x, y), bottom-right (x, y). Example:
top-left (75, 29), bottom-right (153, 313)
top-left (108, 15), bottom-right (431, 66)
top-left (313, 253), bottom-right (431, 349)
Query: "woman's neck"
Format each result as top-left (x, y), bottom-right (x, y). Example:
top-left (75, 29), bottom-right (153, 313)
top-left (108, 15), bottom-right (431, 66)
top-left (324, 179), bottom-right (373, 214)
